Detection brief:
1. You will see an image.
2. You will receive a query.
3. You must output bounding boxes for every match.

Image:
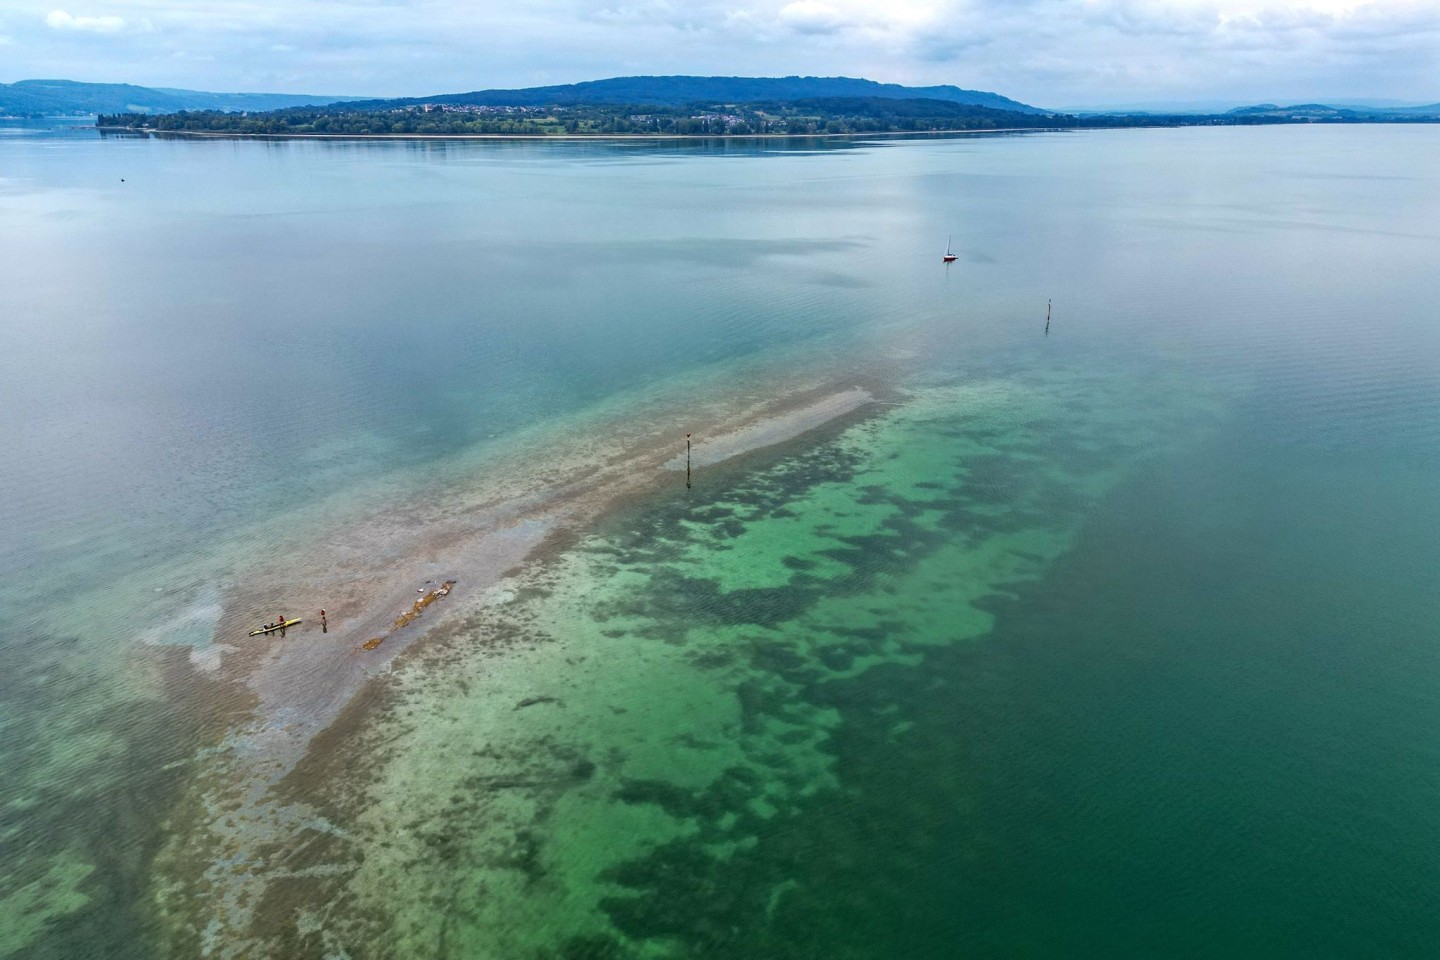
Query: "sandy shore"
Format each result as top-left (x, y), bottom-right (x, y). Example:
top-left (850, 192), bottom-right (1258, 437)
top-left (204, 375), bottom-right (889, 787)
top-left (665, 386), bottom-right (872, 469)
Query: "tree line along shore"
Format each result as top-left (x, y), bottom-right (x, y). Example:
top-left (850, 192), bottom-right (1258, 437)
top-left (96, 96), bottom-right (1439, 138)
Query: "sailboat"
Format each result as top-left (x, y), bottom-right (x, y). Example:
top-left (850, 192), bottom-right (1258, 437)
top-left (942, 236), bottom-right (957, 263)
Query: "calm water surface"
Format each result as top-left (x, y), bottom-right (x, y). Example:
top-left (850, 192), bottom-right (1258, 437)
top-left (1, 122), bottom-right (1437, 957)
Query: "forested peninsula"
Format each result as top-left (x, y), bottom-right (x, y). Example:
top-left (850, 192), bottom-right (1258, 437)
top-left (100, 97), bottom-right (1073, 136)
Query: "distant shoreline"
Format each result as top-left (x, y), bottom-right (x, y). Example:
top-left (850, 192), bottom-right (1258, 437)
top-left (93, 117), bottom-right (1440, 142)
top-left (95, 125), bottom-right (1071, 141)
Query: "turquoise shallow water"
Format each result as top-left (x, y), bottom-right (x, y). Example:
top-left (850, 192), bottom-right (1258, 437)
top-left (2, 122), bottom-right (1439, 957)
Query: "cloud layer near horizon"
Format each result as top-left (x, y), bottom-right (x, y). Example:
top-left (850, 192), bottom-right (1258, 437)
top-left (3, 0), bottom-right (1438, 106)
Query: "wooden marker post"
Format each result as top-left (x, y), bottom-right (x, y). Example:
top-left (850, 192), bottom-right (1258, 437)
top-left (686, 434), bottom-right (692, 489)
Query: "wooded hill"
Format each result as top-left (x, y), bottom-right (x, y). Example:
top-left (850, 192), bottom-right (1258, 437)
top-left (336, 75), bottom-right (1046, 114)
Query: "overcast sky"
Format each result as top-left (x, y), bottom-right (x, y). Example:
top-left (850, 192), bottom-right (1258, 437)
top-left (2, 0), bottom-right (1438, 107)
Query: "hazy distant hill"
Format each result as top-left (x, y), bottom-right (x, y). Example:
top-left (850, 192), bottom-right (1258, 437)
top-left (1228, 101), bottom-right (1440, 120)
top-left (0, 79), bottom-right (362, 116)
top-left (342, 75), bottom-right (1044, 114)
top-left (1229, 103), bottom-right (1358, 119)
top-left (1385, 102), bottom-right (1440, 114)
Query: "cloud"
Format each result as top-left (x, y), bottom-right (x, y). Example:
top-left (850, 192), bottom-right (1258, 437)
top-left (3, 0), bottom-right (1439, 105)
top-left (900, 0), bottom-right (1440, 102)
top-left (46, 10), bottom-right (127, 32)
top-left (778, 1), bottom-right (847, 35)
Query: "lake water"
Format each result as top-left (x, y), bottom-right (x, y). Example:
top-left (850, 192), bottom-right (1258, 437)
top-left (1, 121), bottom-right (1437, 958)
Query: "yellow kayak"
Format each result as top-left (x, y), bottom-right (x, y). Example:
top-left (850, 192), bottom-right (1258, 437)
top-left (249, 618), bottom-right (302, 637)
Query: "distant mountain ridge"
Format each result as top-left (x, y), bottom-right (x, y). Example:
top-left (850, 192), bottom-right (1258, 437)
top-left (342, 75), bottom-right (1046, 114)
top-left (0, 79), bottom-right (363, 116)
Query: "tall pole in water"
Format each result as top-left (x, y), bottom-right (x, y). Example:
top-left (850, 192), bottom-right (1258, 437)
top-left (1045, 299), bottom-right (1051, 336)
top-left (686, 434), bottom-right (691, 489)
